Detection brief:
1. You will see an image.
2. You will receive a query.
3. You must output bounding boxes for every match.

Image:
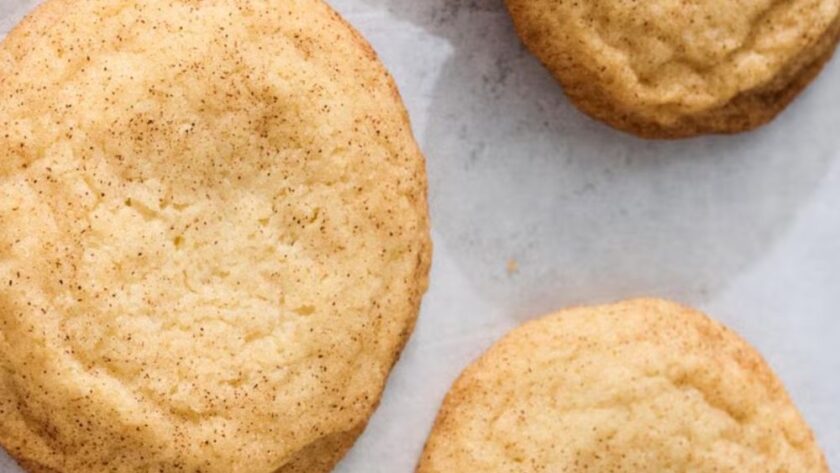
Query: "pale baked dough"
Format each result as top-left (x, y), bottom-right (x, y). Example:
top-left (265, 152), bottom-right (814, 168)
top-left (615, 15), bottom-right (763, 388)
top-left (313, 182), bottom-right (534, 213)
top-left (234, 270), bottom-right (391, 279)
top-left (505, 0), bottom-right (840, 137)
top-left (418, 299), bottom-right (828, 472)
top-left (0, 1), bottom-right (431, 471)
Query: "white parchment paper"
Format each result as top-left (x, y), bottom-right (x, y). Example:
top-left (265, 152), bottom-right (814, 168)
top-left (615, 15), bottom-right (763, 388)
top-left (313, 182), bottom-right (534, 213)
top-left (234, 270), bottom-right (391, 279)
top-left (2, 1), bottom-right (838, 472)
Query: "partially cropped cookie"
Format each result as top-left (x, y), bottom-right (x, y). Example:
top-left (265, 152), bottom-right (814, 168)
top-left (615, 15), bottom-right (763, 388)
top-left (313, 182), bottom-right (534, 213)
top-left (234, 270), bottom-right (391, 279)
top-left (418, 299), bottom-right (828, 472)
top-left (0, 1), bottom-right (430, 472)
top-left (505, 0), bottom-right (840, 138)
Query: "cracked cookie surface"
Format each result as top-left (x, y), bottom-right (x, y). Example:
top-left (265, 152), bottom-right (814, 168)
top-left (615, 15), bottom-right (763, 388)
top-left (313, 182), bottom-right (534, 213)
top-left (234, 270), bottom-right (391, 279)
top-left (417, 299), bottom-right (827, 472)
top-left (0, 0), bottom-right (430, 471)
top-left (505, 0), bottom-right (840, 137)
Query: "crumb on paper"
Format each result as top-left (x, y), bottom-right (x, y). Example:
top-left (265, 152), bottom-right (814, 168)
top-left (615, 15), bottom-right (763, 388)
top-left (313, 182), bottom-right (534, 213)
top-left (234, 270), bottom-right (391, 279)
top-left (507, 258), bottom-right (519, 275)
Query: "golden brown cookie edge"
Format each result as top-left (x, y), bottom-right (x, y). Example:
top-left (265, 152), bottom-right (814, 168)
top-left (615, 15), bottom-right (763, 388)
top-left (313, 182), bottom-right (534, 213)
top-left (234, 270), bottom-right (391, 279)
top-left (415, 298), bottom-right (829, 472)
top-left (0, 0), bottom-right (432, 470)
top-left (504, 0), bottom-right (840, 139)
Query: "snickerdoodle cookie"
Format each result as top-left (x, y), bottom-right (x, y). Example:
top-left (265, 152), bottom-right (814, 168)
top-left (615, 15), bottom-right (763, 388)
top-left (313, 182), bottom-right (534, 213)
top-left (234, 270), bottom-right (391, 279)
top-left (506, 0), bottom-right (840, 137)
top-left (0, 1), bottom-right (430, 471)
top-left (418, 299), bottom-right (828, 472)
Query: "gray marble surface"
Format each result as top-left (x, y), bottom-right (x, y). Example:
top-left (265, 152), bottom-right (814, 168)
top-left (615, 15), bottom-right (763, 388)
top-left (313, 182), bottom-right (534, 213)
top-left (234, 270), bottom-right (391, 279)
top-left (2, 1), bottom-right (838, 472)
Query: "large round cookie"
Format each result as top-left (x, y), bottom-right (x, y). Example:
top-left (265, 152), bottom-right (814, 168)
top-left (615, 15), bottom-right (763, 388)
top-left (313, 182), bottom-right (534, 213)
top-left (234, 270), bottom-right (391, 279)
top-left (417, 299), bottom-right (828, 472)
top-left (505, 0), bottom-right (840, 138)
top-left (0, 1), bottom-right (431, 472)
